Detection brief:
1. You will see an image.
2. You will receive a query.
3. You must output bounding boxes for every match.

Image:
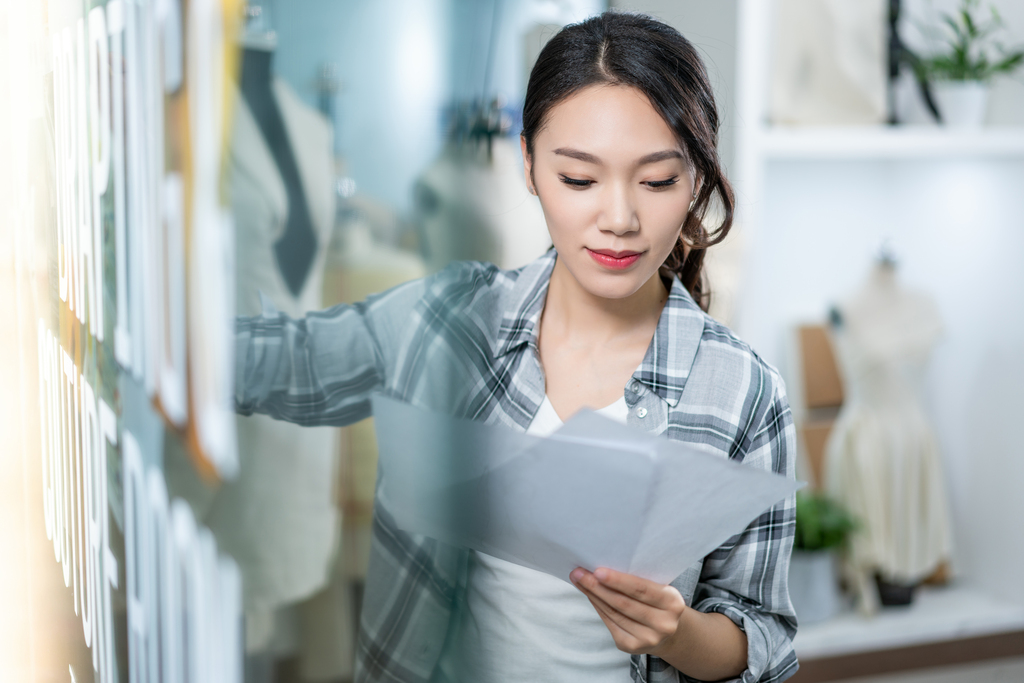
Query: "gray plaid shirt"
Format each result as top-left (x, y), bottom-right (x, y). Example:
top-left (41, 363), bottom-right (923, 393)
top-left (235, 250), bottom-right (799, 683)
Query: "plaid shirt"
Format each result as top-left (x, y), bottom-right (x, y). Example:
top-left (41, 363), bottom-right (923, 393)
top-left (235, 250), bottom-right (799, 683)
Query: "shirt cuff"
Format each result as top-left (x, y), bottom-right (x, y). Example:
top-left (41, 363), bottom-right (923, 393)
top-left (688, 598), bottom-right (788, 683)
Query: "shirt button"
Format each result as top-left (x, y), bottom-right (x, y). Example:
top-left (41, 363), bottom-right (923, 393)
top-left (629, 380), bottom-right (641, 393)
top-left (636, 407), bottom-right (648, 418)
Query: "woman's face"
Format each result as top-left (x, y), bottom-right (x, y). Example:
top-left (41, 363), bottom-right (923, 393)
top-left (523, 84), bottom-right (695, 300)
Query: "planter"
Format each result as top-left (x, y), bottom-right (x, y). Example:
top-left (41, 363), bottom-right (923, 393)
top-left (788, 550), bottom-right (842, 624)
top-left (875, 574), bottom-right (917, 606)
top-left (931, 81), bottom-right (990, 128)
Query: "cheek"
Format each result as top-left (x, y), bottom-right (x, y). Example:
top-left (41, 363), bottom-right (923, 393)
top-left (639, 197), bottom-right (689, 254)
top-left (536, 184), bottom-right (598, 245)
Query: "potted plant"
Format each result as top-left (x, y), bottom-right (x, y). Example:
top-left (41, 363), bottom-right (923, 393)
top-left (789, 491), bottom-right (857, 624)
top-left (913, 0), bottom-right (1024, 127)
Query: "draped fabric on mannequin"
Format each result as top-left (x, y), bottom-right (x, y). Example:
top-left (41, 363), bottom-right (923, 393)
top-left (240, 48), bottom-right (320, 296)
top-left (825, 260), bottom-right (953, 614)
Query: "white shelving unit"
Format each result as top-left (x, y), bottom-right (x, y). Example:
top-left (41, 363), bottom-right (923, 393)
top-left (756, 126), bottom-right (1024, 160)
top-left (794, 585), bottom-right (1024, 661)
top-left (732, 1), bottom-right (1024, 221)
top-left (733, 0), bottom-right (1024, 670)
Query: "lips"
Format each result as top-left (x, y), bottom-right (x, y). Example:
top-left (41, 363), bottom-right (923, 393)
top-left (586, 248), bottom-right (642, 270)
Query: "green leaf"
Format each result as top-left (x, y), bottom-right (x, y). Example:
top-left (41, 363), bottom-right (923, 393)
top-left (794, 492), bottom-right (858, 552)
top-left (994, 52), bottom-right (1024, 74)
top-left (923, 0), bottom-right (1024, 83)
top-left (944, 15), bottom-right (965, 43)
top-left (991, 5), bottom-right (1004, 27)
top-left (963, 9), bottom-right (978, 38)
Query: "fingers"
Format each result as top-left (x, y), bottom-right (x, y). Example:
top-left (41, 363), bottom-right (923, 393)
top-left (574, 569), bottom-right (659, 625)
top-left (592, 567), bottom-right (681, 610)
top-left (585, 591), bottom-right (641, 641)
top-left (571, 568), bottom-right (685, 627)
top-left (578, 582), bottom-right (662, 654)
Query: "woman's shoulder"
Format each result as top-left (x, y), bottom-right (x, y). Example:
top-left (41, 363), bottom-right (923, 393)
top-left (676, 313), bottom-right (794, 472)
top-left (425, 259), bottom-right (522, 304)
top-left (688, 311), bottom-right (789, 413)
top-left (427, 253), bottom-right (552, 310)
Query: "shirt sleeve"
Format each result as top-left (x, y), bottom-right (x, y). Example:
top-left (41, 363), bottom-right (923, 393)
top-left (686, 369), bottom-right (800, 683)
top-left (234, 278), bottom-right (427, 427)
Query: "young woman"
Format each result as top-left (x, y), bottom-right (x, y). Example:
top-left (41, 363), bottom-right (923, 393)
top-left (235, 12), bottom-right (798, 683)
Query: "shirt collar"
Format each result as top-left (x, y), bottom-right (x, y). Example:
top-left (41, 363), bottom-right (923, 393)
top-left (493, 249), bottom-right (555, 358)
top-left (633, 271), bottom-right (706, 407)
top-left (493, 250), bottom-right (706, 407)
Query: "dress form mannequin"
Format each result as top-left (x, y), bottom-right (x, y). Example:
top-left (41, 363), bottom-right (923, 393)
top-left (825, 258), bottom-right (952, 614)
top-left (414, 135), bottom-right (550, 272)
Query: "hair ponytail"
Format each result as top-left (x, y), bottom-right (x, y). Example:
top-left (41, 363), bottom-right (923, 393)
top-left (663, 173), bottom-right (734, 311)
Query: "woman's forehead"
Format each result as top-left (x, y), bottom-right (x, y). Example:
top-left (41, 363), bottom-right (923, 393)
top-left (537, 84), bottom-right (683, 162)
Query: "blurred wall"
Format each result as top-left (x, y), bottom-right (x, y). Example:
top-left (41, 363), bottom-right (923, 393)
top-left (610, 0), bottom-right (739, 174)
top-left (272, 0), bottom-right (604, 217)
top-left (449, 0), bottom-right (605, 110)
top-left (272, 0), bottom-right (453, 214)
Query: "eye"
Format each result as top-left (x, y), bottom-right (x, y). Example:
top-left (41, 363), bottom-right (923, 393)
top-left (644, 177), bottom-right (679, 190)
top-left (559, 175), bottom-right (594, 188)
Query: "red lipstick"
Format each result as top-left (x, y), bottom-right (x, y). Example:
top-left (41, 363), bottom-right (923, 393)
top-left (587, 248), bottom-right (642, 270)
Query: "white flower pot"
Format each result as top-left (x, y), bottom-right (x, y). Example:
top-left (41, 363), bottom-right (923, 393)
top-left (931, 81), bottom-right (990, 128)
top-left (788, 550), bottom-right (842, 624)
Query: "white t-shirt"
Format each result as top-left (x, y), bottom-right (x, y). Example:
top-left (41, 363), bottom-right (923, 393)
top-left (435, 395), bottom-right (632, 683)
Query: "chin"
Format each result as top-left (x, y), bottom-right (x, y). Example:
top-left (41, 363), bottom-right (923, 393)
top-left (574, 267), bottom-right (649, 300)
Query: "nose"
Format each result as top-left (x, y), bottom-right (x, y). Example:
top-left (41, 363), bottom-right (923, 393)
top-left (597, 183), bottom-right (640, 236)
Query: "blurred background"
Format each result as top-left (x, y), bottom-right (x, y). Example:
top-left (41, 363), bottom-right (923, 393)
top-left (1, 0), bottom-right (1023, 681)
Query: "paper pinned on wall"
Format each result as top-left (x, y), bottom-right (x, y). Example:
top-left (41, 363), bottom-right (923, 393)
top-left (372, 394), bottom-right (801, 585)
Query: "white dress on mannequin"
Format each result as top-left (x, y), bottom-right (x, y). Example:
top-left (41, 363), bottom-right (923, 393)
top-left (825, 264), bottom-right (952, 613)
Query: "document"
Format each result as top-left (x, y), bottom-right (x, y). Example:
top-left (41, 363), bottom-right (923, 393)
top-left (372, 395), bottom-right (801, 584)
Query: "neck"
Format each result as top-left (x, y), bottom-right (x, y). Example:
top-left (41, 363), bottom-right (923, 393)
top-left (240, 48), bottom-right (273, 97)
top-left (541, 257), bottom-right (667, 345)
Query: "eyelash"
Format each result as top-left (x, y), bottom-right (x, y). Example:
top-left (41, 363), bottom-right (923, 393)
top-left (558, 175), bottom-right (680, 190)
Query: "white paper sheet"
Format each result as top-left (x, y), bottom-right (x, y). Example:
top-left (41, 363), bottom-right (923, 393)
top-left (372, 395), bottom-right (801, 584)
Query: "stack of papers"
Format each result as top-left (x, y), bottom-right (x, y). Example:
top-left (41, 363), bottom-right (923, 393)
top-left (372, 395), bottom-right (800, 584)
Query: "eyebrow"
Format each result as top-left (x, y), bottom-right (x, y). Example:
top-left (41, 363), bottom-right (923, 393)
top-left (552, 147), bottom-right (684, 166)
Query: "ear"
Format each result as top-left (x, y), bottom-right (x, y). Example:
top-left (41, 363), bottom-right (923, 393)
top-left (690, 172), bottom-right (702, 200)
top-left (520, 135), bottom-right (534, 194)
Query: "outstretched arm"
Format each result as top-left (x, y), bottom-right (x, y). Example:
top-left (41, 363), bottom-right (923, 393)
top-left (234, 280), bottom-right (425, 427)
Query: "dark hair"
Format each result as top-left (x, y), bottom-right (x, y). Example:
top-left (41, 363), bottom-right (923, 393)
top-left (521, 12), bottom-right (734, 312)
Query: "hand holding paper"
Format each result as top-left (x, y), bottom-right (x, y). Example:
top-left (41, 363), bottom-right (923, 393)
top-left (372, 395), bottom-right (801, 585)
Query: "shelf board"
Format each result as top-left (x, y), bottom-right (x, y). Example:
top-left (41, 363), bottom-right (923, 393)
top-left (756, 126), bottom-right (1024, 160)
top-left (793, 584), bottom-right (1024, 660)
